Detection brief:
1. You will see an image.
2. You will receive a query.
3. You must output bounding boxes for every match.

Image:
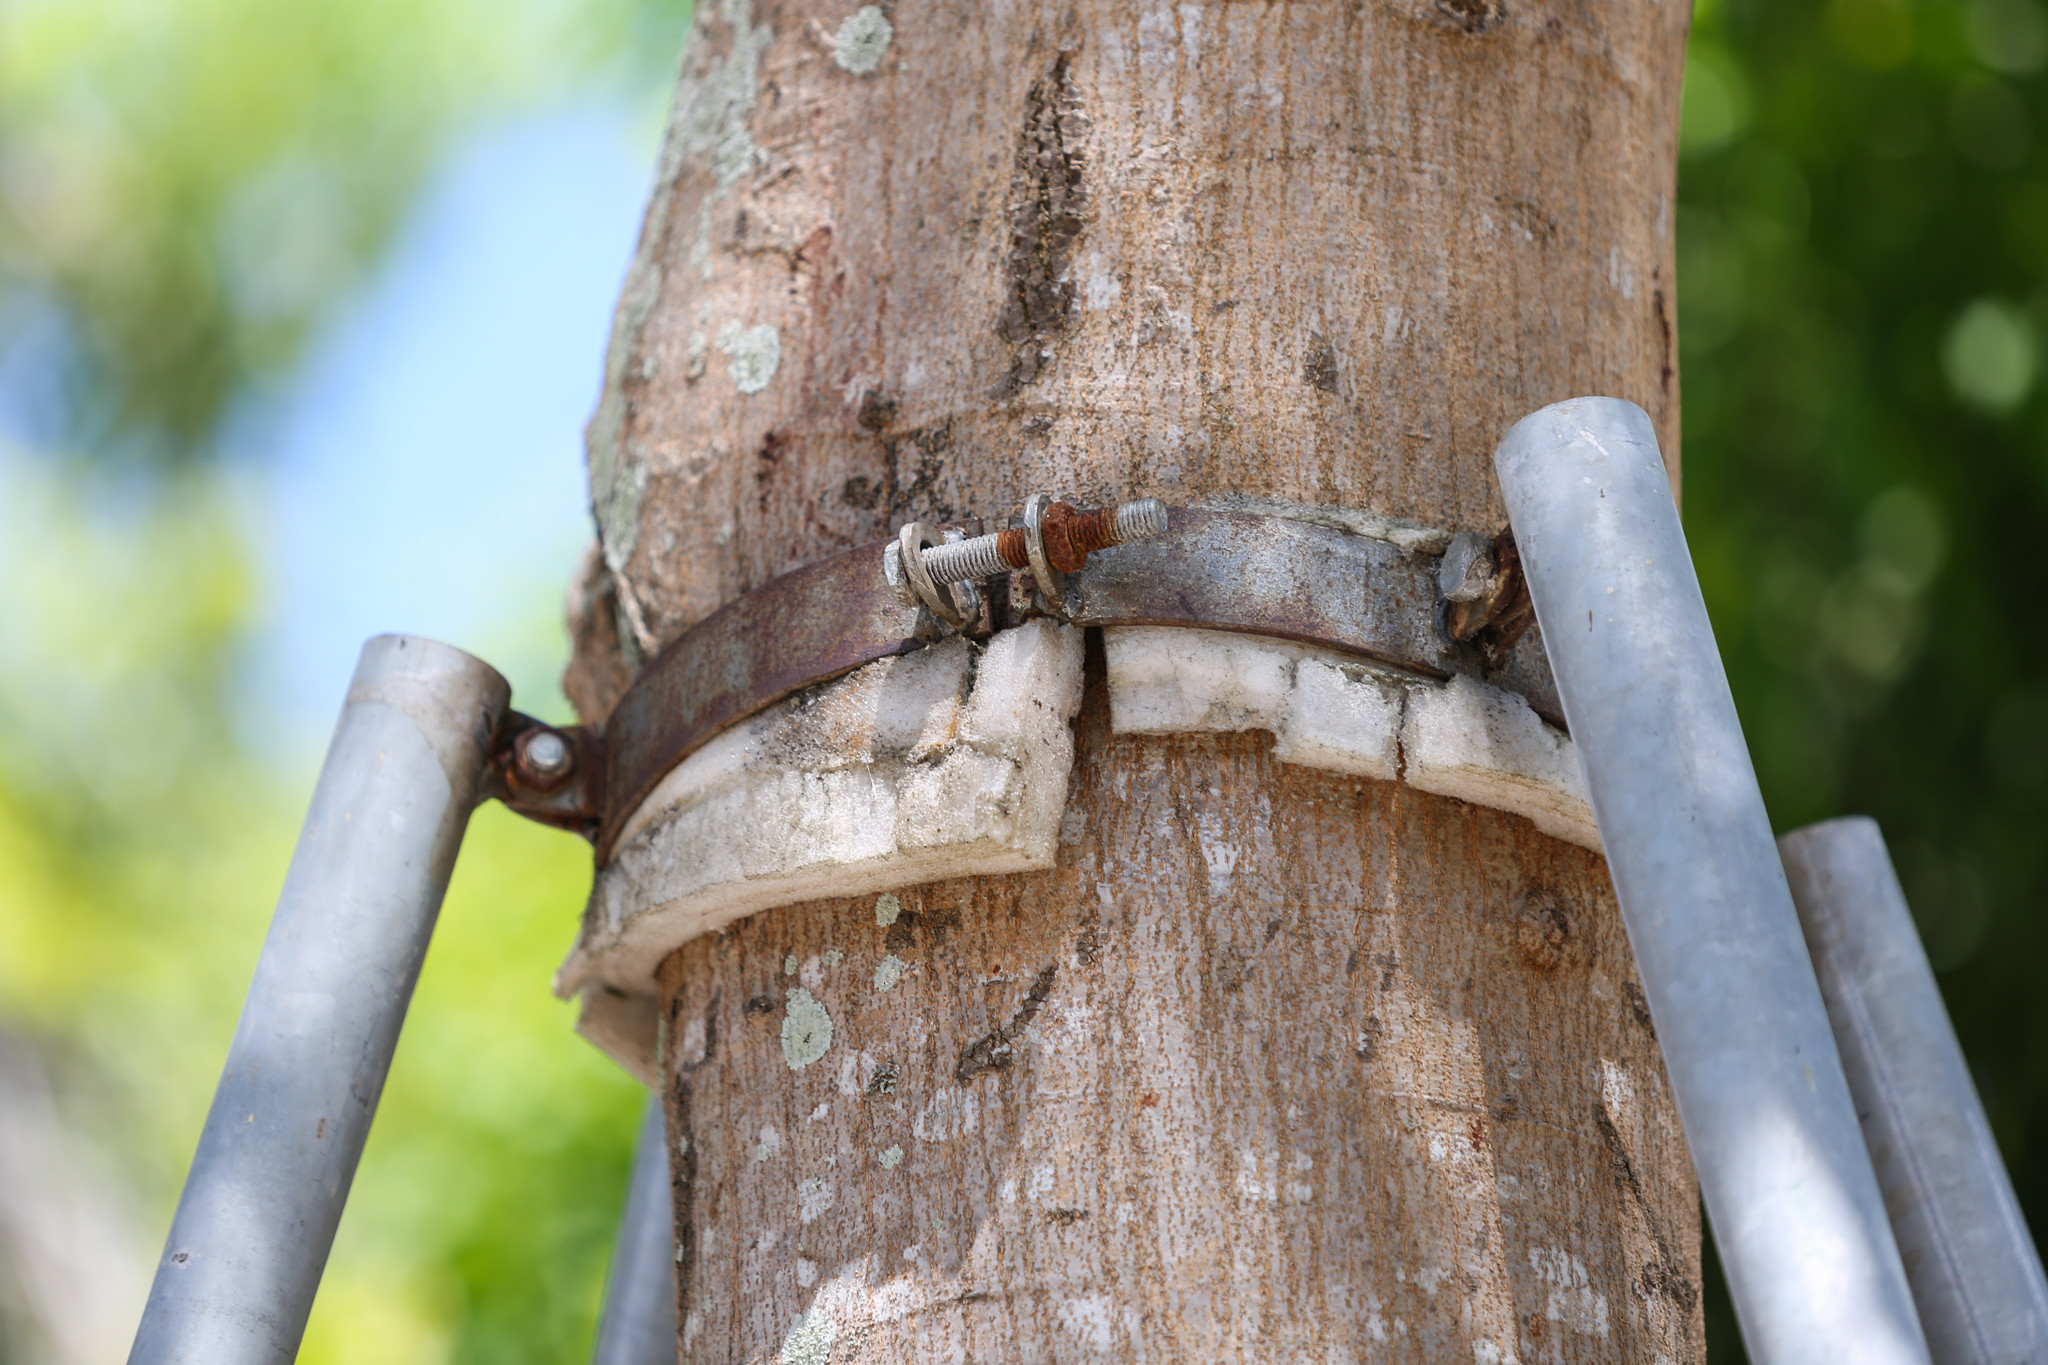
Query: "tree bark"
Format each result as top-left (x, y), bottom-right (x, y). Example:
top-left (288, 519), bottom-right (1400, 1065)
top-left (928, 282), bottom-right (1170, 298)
top-left (570, 0), bottom-right (1698, 1359)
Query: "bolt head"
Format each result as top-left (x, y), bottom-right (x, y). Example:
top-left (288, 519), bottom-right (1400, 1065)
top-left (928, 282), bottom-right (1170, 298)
top-left (1439, 532), bottom-right (1497, 603)
top-left (516, 729), bottom-right (574, 788)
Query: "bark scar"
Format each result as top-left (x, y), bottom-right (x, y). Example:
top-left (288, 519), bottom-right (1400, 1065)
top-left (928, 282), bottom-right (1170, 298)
top-left (1594, 1106), bottom-right (1700, 1311)
top-left (1653, 285), bottom-right (1675, 393)
top-left (956, 963), bottom-right (1059, 1081)
top-left (994, 55), bottom-right (1088, 396)
top-left (1436, 0), bottom-right (1507, 34)
top-left (666, 994), bottom-right (705, 1329)
top-left (841, 420), bottom-right (954, 527)
top-left (1303, 332), bottom-right (1340, 393)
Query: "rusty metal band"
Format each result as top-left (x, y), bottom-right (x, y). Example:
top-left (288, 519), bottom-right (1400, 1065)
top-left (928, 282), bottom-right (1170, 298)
top-left (1063, 510), bottom-right (1560, 722)
top-left (596, 541), bottom-right (930, 862)
top-left (595, 508), bottom-right (1562, 864)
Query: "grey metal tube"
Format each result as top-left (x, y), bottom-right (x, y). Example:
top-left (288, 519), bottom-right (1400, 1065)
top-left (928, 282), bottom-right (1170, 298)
top-left (129, 635), bottom-right (509, 1365)
top-left (1780, 817), bottom-right (2048, 1364)
top-left (1495, 398), bottom-right (1931, 1365)
top-left (591, 1097), bottom-right (679, 1365)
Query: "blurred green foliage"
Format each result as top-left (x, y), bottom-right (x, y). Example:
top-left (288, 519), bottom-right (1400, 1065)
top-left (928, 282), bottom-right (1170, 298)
top-left (0, 449), bottom-right (647, 1363)
top-left (0, 0), bottom-right (685, 461)
top-left (0, 0), bottom-right (686, 1360)
top-left (5, 0), bottom-right (2048, 1358)
top-left (1681, 0), bottom-right (2048, 1354)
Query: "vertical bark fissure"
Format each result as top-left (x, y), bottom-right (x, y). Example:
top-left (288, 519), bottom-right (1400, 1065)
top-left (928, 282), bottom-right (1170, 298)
top-left (995, 54), bottom-right (1089, 397)
top-left (1594, 1105), bottom-right (1700, 1315)
top-left (663, 992), bottom-right (712, 1355)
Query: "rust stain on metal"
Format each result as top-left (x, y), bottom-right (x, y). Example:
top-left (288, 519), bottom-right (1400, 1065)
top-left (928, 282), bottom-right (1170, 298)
top-left (1444, 528), bottom-right (1538, 663)
top-left (1040, 501), bottom-right (1119, 572)
top-left (595, 539), bottom-right (934, 861)
top-left (487, 713), bottom-right (606, 838)
top-left (588, 508), bottom-right (1564, 863)
top-left (1068, 510), bottom-right (1562, 722)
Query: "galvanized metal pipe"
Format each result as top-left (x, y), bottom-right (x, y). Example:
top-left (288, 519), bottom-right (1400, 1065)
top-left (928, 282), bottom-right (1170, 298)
top-left (590, 1097), bottom-right (680, 1365)
top-left (1781, 817), bottom-right (2048, 1364)
top-left (129, 636), bottom-right (509, 1365)
top-left (1495, 397), bottom-right (1931, 1365)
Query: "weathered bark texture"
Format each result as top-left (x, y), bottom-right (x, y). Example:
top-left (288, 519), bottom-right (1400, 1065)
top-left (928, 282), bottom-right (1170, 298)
top-left (570, 0), bottom-right (1697, 1359)
top-left (655, 681), bottom-right (1702, 1362)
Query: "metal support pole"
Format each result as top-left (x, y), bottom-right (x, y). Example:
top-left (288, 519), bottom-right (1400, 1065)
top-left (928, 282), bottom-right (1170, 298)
top-left (1495, 397), bottom-right (1931, 1365)
top-left (129, 636), bottom-right (509, 1365)
top-left (1781, 817), bottom-right (2048, 1364)
top-left (590, 1097), bottom-right (680, 1365)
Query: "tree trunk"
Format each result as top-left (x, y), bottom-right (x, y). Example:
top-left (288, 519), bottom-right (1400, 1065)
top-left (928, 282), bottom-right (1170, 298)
top-left (569, 0), bottom-right (1698, 1360)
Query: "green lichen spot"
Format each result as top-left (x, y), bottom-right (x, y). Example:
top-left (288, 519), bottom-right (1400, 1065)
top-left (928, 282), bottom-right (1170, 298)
top-left (823, 948), bottom-right (845, 969)
top-left (782, 988), bottom-right (833, 1070)
top-left (832, 6), bottom-right (894, 74)
top-left (875, 893), bottom-right (901, 926)
top-left (717, 322), bottom-right (782, 395)
top-left (878, 1144), bottom-right (905, 1169)
top-left (779, 1309), bottom-right (836, 1365)
top-left (874, 955), bottom-right (906, 993)
top-left (785, 954), bottom-right (799, 976)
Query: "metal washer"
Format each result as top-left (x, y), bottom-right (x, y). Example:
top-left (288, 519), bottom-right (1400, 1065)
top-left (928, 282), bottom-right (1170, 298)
top-left (898, 521), bottom-right (973, 629)
top-left (1021, 493), bottom-right (1068, 616)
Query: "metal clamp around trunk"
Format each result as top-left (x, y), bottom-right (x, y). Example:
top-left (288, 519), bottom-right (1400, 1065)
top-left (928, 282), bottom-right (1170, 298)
top-left (584, 500), bottom-right (1560, 866)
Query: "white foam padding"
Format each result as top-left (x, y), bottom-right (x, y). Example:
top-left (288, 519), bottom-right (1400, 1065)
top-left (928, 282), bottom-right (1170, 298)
top-left (1106, 628), bottom-right (1403, 780)
top-left (573, 987), bottom-right (663, 1089)
top-left (1400, 673), bottom-right (1600, 849)
top-left (559, 619), bottom-right (1085, 1023)
top-left (1104, 626), bottom-right (1600, 851)
top-left (567, 619), bottom-right (1593, 1083)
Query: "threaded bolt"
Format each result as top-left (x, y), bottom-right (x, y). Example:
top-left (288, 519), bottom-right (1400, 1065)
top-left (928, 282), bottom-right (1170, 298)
top-left (917, 497), bottom-right (1169, 583)
top-left (918, 534), bottom-right (1014, 583)
top-left (1113, 499), bottom-right (1170, 543)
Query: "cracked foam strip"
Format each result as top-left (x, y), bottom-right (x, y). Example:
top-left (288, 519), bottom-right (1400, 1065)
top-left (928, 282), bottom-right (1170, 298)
top-left (559, 620), bottom-right (1085, 1082)
top-left (1104, 626), bottom-right (1600, 852)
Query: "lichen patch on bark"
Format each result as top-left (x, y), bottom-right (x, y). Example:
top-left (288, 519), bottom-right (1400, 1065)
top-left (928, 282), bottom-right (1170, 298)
top-left (831, 6), bottom-right (894, 73)
top-left (873, 954), bottom-right (907, 992)
top-left (780, 988), bottom-right (833, 1070)
top-left (716, 322), bottom-right (781, 394)
top-left (776, 1309), bottom-right (834, 1365)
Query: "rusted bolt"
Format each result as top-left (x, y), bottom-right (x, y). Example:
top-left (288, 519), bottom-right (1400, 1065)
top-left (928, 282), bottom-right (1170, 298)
top-left (1441, 527), bottom-right (1536, 660)
top-left (916, 497), bottom-right (1168, 584)
top-left (1439, 531), bottom-right (1497, 602)
top-left (514, 728), bottom-right (575, 791)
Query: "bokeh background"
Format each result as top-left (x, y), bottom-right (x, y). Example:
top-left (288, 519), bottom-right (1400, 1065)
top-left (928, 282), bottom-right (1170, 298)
top-left (0, 0), bottom-right (2042, 1359)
